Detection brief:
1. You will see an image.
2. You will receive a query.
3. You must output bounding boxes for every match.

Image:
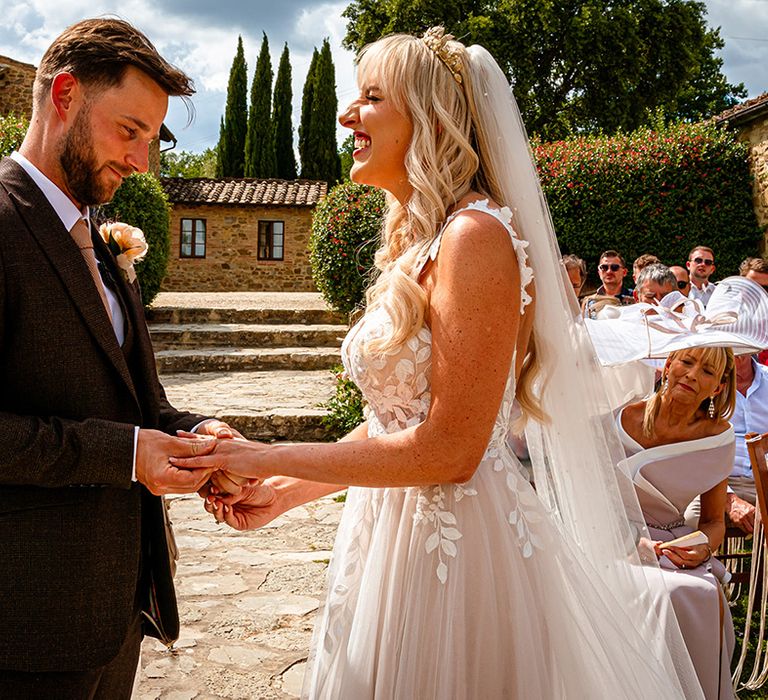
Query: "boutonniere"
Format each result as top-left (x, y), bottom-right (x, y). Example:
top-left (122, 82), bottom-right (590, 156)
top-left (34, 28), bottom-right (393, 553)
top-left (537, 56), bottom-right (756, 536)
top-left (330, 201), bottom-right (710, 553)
top-left (99, 222), bottom-right (148, 283)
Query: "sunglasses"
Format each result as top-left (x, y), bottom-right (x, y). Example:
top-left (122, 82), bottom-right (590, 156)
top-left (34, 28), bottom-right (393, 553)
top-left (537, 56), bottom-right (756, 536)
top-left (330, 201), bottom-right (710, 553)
top-left (691, 257), bottom-right (714, 266)
top-left (677, 280), bottom-right (689, 290)
top-left (599, 263), bottom-right (622, 272)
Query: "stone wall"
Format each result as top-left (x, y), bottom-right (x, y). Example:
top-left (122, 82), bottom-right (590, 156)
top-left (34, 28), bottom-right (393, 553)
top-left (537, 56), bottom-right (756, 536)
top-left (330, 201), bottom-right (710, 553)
top-left (162, 203), bottom-right (318, 291)
top-left (737, 117), bottom-right (768, 249)
top-left (0, 56), bottom-right (36, 120)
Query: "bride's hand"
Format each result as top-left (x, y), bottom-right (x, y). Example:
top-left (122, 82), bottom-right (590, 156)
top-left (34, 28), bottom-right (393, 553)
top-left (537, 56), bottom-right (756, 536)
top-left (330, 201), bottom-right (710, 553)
top-left (170, 436), bottom-right (275, 481)
top-left (199, 479), bottom-right (283, 531)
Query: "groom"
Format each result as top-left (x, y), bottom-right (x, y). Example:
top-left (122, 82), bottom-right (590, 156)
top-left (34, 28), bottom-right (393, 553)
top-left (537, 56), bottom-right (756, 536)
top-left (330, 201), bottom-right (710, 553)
top-left (0, 18), bottom-right (235, 698)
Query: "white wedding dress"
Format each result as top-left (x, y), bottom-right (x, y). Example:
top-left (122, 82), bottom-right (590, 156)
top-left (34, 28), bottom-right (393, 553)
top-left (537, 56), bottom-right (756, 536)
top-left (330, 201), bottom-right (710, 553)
top-left (302, 200), bottom-right (697, 699)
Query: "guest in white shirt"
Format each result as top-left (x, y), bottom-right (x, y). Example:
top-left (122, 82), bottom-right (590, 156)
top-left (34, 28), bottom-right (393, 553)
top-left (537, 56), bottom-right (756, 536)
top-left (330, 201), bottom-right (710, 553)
top-left (686, 245), bottom-right (717, 307)
top-left (724, 354), bottom-right (768, 533)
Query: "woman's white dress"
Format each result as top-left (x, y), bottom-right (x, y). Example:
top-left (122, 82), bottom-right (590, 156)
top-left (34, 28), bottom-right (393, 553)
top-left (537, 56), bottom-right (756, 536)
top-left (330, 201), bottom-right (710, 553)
top-left (617, 412), bottom-right (736, 700)
top-left (302, 201), bottom-right (695, 699)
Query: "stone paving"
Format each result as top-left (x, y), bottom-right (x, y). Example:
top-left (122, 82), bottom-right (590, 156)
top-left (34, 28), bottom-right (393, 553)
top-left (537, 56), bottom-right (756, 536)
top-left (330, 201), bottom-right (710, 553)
top-left (134, 492), bottom-right (343, 700)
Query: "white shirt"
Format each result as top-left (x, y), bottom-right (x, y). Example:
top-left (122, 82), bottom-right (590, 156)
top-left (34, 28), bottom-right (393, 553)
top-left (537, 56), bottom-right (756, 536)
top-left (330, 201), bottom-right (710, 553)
top-left (730, 359), bottom-right (768, 480)
top-left (688, 280), bottom-right (716, 307)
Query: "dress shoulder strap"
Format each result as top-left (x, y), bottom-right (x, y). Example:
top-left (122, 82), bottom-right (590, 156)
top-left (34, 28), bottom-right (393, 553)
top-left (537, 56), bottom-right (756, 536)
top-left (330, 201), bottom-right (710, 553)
top-left (418, 199), bottom-right (533, 313)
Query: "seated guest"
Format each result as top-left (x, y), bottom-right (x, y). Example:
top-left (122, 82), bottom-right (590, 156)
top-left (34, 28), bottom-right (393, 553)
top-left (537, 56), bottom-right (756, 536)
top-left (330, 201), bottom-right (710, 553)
top-left (740, 258), bottom-right (768, 365)
top-left (632, 253), bottom-right (661, 285)
top-left (618, 346), bottom-right (736, 699)
top-left (722, 352), bottom-right (768, 534)
top-left (687, 246), bottom-right (717, 307)
top-left (739, 256), bottom-right (768, 289)
top-left (582, 250), bottom-right (634, 317)
top-left (635, 263), bottom-right (677, 304)
top-left (562, 253), bottom-right (587, 298)
top-left (670, 265), bottom-right (691, 297)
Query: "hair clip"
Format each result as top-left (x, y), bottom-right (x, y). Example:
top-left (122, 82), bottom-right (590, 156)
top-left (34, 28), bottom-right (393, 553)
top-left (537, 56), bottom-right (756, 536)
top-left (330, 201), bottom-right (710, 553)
top-left (422, 27), bottom-right (463, 85)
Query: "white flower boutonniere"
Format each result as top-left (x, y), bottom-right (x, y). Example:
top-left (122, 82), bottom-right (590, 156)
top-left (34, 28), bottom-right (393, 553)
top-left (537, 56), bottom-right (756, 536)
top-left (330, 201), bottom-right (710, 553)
top-left (99, 222), bottom-right (148, 283)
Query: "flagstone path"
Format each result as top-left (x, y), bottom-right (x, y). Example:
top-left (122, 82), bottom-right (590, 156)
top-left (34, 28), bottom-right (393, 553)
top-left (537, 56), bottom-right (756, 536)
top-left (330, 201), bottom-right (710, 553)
top-left (133, 491), bottom-right (343, 700)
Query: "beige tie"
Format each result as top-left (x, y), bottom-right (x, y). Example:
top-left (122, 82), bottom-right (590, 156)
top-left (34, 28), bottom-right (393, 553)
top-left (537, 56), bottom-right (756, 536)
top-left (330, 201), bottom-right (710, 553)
top-left (70, 218), bottom-right (113, 324)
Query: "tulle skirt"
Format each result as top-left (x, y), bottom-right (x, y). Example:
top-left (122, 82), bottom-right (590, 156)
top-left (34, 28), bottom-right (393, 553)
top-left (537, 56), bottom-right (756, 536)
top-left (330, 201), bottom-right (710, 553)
top-left (302, 451), bottom-right (696, 699)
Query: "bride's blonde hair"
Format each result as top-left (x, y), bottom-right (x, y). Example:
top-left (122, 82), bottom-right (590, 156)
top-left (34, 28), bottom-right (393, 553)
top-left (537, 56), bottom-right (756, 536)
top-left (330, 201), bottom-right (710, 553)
top-left (356, 31), bottom-right (543, 423)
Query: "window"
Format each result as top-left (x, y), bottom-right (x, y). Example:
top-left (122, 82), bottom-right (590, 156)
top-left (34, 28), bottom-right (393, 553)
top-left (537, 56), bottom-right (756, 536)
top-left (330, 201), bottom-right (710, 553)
top-left (258, 220), bottom-right (284, 261)
top-left (180, 218), bottom-right (206, 258)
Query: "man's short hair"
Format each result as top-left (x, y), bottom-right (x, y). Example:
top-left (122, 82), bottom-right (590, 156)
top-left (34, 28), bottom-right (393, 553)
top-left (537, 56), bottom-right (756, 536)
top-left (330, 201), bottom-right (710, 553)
top-left (562, 254), bottom-right (587, 280)
top-left (739, 257), bottom-right (768, 276)
top-left (636, 263), bottom-right (677, 290)
top-left (34, 18), bottom-right (194, 108)
top-left (688, 245), bottom-right (715, 261)
top-left (599, 250), bottom-right (626, 267)
top-left (633, 253), bottom-right (660, 271)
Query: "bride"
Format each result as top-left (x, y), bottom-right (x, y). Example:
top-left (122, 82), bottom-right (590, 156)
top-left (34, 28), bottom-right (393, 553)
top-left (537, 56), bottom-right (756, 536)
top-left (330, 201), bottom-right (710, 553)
top-left (174, 28), bottom-right (704, 699)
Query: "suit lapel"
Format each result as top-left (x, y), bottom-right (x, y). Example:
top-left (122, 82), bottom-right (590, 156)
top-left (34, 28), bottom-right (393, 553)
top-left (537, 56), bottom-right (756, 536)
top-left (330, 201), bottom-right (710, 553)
top-left (93, 232), bottom-right (136, 354)
top-left (93, 220), bottom-right (161, 425)
top-left (0, 158), bottom-right (139, 405)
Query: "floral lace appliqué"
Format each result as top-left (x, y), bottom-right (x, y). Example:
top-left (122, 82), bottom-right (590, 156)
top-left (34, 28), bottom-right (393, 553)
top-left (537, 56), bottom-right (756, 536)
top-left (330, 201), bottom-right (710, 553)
top-left (413, 483), bottom-right (477, 583)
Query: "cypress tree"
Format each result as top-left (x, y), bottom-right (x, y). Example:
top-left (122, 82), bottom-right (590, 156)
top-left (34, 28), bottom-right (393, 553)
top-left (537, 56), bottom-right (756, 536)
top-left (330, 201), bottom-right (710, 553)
top-left (272, 43), bottom-right (297, 180)
top-left (215, 116), bottom-right (225, 177)
top-left (245, 33), bottom-right (276, 178)
top-left (307, 39), bottom-right (341, 185)
top-left (299, 48), bottom-right (319, 178)
top-left (217, 36), bottom-right (248, 177)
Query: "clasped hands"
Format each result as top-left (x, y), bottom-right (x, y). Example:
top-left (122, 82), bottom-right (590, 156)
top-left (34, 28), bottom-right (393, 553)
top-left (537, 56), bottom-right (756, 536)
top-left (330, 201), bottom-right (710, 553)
top-left (135, 422), bottom-right (281, 530)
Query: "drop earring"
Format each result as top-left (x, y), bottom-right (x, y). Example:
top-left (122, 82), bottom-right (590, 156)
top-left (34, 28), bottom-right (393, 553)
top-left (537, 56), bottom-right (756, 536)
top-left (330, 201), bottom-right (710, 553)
top-left (662, 375), bottom-right (669, 393)
top-left (708, 397), bottom-right (716, 419)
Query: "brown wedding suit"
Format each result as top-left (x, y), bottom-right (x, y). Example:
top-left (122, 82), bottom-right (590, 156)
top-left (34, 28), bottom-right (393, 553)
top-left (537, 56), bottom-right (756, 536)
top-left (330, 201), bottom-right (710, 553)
top-left (0, 156), bottom-right (206, 672)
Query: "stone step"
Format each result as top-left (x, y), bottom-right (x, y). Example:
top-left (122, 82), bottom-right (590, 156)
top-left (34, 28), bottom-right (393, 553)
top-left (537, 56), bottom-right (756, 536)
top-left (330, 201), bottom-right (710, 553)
top-left (147, 306), bottom-right (347, 326)
top-left (149, 323), bottom-right (347, 350)
top-left (156, 346), bottom-right (342, 374)
top-left (161, 369), bottom-right (337, 442)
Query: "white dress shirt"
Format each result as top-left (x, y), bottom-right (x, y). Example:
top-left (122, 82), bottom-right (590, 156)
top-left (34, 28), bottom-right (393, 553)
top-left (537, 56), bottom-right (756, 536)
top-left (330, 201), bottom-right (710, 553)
top-left (689, 280), bottom-right (716, 308)
top-left (730, 359), bottom-right (768, 480)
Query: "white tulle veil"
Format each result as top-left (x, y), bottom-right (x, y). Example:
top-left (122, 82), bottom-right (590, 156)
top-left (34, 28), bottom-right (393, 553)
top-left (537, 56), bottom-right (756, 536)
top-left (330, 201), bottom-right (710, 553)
top-left (465, 45), bottom-right (704, 698)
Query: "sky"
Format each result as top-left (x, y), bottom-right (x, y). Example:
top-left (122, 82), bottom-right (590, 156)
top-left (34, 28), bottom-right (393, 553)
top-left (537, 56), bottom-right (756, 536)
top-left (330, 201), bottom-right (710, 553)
top-left (0, 0), bottom-right (767, 156)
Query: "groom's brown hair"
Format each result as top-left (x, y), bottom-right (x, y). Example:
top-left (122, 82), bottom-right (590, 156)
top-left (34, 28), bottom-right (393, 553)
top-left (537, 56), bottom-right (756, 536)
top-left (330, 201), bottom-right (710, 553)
top-left (33, 18), bottom-right (194, 107)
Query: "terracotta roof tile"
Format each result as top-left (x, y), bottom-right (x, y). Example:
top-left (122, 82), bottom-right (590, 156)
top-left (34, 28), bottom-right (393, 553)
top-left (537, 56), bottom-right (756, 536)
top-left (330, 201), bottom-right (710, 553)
top-left (714, 92), bottom-right (768, 125)
top-left (161, 177), bottom-right (328, 207)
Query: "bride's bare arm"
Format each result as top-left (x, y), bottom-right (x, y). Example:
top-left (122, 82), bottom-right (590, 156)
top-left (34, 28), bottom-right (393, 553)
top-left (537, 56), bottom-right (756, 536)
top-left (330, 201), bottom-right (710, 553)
top-left (175, 212), bottom-right (522, 488)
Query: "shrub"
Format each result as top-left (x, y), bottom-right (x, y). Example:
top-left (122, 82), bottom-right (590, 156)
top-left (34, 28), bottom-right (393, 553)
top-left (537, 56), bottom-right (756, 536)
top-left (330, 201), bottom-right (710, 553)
top-left (532, 121), bottom-right (764, 277)
top-left (310, 181), bottom-right (385, 314)
top-left (97, 173), bottom-right (171, 306)
top-left (320, 366), bottom-right (365, 441)
top-left (0, 113), bottom-right (28, 157)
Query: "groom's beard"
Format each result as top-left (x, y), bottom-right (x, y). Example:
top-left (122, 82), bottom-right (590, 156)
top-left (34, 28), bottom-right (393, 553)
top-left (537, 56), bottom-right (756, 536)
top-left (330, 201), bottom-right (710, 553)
top-left (59, 104), bottom-right (127, 206)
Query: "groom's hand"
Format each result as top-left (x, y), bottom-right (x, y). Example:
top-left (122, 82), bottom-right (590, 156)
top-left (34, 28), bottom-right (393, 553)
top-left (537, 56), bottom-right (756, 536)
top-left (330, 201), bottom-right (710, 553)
top-left (137, 429), bottom-right (216, 495)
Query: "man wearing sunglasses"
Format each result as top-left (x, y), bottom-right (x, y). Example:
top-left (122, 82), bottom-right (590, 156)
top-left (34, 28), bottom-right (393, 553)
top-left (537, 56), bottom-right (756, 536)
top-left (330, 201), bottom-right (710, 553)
top-left (595, 250), bottom-right (634, 302)
top-left (686, 246), bottom-right (717, 306)
top-left (669, 266), bottom-right (691, 296)
top-left (582, 250), bottom-right (634, 318)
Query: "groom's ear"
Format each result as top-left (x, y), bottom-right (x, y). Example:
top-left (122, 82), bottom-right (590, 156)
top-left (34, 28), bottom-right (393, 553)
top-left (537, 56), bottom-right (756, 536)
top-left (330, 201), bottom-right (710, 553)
top-left (50, 72), bottom-right (82, 123)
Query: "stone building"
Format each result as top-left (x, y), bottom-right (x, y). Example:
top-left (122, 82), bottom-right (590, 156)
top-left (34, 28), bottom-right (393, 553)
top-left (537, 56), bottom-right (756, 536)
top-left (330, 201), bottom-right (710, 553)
top-left (161, 177), bottom-right (327, 291)
top-left (0, 55), bottom-right (36, 120)
top-left (715, 93), bottom-right (768, 248)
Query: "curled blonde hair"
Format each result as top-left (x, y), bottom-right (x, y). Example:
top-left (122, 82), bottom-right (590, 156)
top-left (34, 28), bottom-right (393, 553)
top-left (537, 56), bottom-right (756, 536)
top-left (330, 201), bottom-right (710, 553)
top-left (643, 347), bottom-right (736, 438)
top-left (356, 31), bottom-right (543, 423)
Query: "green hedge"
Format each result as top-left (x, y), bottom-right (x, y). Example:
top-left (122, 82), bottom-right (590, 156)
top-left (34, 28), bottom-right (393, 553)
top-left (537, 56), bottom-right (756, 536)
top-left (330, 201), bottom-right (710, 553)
top-left (0, 113), bottom-right (28, 157)
top-left (310, 181), bottom-right (385, 314)
top-left (98, 173), bottom-right (171, 306)
top-left (533, 121), bottom-right (764, 277)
